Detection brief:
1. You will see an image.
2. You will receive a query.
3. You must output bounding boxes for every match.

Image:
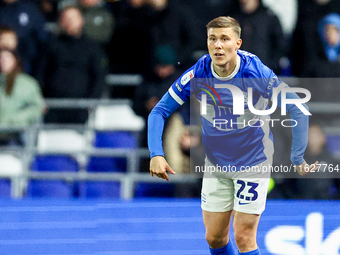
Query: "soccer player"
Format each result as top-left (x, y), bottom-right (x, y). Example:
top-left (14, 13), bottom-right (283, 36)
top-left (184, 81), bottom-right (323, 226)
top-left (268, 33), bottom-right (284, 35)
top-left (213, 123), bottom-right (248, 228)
top-left (148, 16), bottom-right (319, 255)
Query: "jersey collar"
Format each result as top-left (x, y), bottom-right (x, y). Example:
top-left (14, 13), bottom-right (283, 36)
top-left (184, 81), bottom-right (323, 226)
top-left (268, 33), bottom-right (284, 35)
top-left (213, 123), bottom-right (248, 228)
top-left (211, 54), bottom-right (241, 81)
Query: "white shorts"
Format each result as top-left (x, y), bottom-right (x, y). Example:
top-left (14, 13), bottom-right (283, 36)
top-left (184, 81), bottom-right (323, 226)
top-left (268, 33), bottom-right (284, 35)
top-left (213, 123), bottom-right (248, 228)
top-left (201, 158), bottom-right (271, 215)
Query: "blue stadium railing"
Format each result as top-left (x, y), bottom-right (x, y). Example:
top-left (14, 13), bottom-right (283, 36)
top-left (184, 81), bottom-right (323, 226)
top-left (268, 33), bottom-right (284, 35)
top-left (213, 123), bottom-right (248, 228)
top-left (1, 74), bottom-right (340, 199)
top-left (0, 97), bottom-right (198, 199)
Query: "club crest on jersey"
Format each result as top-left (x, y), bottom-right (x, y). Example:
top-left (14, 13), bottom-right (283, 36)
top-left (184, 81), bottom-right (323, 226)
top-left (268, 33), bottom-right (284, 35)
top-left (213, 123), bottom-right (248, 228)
top-left (175, 82), bottom-right (182, 92)
top-left (180, 70), bottom-right (194, 85)
top-left (243, 92), bottom-right (248, 105)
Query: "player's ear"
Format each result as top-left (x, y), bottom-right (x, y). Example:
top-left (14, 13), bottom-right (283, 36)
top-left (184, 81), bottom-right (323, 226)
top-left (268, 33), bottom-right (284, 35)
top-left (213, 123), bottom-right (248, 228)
top-left (236, 38), bottom-right (242, 50)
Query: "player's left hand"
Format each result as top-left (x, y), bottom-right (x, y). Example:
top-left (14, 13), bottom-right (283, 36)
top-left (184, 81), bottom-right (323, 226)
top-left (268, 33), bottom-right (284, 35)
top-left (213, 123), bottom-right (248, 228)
top-left (295, 161), bottom-right (320, 176)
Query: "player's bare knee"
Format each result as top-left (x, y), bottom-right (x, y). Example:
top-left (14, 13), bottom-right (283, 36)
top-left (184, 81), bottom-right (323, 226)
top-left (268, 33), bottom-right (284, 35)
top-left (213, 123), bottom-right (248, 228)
top-left (205, 232), bottom-right (229, 249)
top-left (234, 230), bottom-right (256, 251)
top-left (234, 232), bottom-right (248, 249)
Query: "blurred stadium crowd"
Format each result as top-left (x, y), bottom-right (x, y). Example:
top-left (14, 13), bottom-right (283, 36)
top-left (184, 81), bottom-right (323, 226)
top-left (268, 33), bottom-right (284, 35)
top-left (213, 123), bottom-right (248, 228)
top-left (1, 0), bottom-right (340, 199)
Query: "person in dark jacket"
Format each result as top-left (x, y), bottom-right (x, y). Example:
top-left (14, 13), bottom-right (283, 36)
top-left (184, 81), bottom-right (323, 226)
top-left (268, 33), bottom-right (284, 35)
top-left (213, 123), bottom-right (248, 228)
top-left (295, 122), bottom-right (340, 199)
top-left (133, 45), bottom-right (182, 147)
top-left (182, 0), bottom-right (235, 52)
top-left (108, 0), bottom-right (153, 75)
top-left (147, 0), bottom-right (200, 72)
top-left (302, 13), bottom-right (340, 78)
top-left (78, 0), bottom-right (115, 46)
top-left (0, 0), bottom-right (48, 74)
top-left (110, 0), bottom-right (200, 76)
top-left (290, 0), bottom-right (340, 77)
top-left (37, 5), bottom-right (107, 124)
top-left (298, 13), bottom-right (340, 112)
top-left (230, 0), bottom-right (286, 75)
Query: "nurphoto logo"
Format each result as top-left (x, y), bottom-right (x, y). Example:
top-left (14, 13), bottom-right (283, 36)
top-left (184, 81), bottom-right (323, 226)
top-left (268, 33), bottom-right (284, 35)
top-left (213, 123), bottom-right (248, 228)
top-left (200, 83), bottom-right (311, 129)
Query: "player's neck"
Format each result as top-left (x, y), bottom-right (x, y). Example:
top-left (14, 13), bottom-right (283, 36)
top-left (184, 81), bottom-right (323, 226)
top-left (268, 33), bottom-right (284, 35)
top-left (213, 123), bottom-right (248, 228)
top-left (213, 57), bottom-right (237, 77)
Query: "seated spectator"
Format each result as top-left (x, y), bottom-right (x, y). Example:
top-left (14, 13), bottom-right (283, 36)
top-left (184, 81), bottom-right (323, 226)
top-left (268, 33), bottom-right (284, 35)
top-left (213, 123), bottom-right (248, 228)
top-left (0, 48), bottom-right (45, 145)
top-left (164, 113), bottom-right (204, 175)
top-left (110, 0), bottom-right (200, 76)
top-left (162, 99), bottom-right (203, 197)
top-left (304, 13), bottom-right (340, 77)
top-left (78, 0), bottom-right (115, 47)
top-left (32, 0), bottom-right (59, 22)
top-left (182, 0), bottom-right (235, 52)
top-left (133, 45), bottom-right (182, 147)
top-left (230, 0), bottom-right (287, 74)
top-left (0, 26), bottom-right (18, 51)
top-left (165, 123), bottom-right (203, 197)
top-left (299, 13), bottom-right (340, 114)
top-left (146, 0), bottom-right (200, 71)
top-left (57, 0), bottom-right (115, 46)
top-left (108, 0), bottom-right (154, 75)
top-left (319, 14), bottom-right (340, 62)
top-left (36, 6), bottom-right (107, 124)
top-left (0, 0), bottom-right (48, 74)
top-left (295, 122), bottom-right (340, 199)
top-left (290, 0), bottom-right (340, 76)
top-left (0, 26), bottom-right (37, 76)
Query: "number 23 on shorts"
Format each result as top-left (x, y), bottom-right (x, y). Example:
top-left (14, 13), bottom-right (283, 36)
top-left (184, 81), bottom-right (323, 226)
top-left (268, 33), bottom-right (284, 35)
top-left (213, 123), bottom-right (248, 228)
top-left (236, 180), bottom-right (259, 201)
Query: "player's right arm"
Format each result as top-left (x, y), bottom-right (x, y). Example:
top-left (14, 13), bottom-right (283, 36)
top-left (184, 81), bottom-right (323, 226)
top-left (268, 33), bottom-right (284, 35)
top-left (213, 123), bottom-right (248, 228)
top-left (148, 92), bottom-right (181, 180)
top-left (148, 67), bottom-right (194, 180)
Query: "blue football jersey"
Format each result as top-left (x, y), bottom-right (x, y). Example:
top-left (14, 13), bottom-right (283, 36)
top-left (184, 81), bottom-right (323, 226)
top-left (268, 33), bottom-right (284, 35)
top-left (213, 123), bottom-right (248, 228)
top-left (167, 50), bottom-right (287, 169)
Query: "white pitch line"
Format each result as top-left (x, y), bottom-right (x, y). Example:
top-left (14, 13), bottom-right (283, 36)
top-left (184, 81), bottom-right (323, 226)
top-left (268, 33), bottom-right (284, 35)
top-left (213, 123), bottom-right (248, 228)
top-left (0, 206), bottom-right (95, 212)
top-left (0, 221), bottom-right (96, 230)
top-left (97, 217), bottom-right (202, 224)
top-left (98, 232), bottom-right (205, 241)
top-left (0, 238), bottom-right (96, 245)
top-left (98, 250), bottom-right (208, 255)
top-left (97, 201), bottom-right (200, 209)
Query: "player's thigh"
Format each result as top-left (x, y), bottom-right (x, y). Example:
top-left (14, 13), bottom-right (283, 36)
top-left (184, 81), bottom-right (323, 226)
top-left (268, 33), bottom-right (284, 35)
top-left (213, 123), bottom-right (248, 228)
top-left (201, 175), bottom-right (235, 212)
top-left (203, 210), bottom-right (233, 239)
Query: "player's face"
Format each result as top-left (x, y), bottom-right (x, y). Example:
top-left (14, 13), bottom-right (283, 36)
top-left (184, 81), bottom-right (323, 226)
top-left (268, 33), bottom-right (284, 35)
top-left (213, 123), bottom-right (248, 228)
top-left (207, 27), bottom-right (242, 68)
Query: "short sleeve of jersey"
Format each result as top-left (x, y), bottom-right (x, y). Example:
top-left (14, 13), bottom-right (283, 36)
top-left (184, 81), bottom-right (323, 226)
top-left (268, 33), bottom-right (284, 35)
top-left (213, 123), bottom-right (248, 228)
top-left (168, 67), bottom-right (195, 105)
top-left (244, 54), bottom-right (286, 101)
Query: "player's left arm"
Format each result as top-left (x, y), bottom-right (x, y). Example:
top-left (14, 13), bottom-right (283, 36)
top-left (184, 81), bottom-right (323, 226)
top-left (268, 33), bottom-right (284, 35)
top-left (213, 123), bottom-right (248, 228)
top-left (251, 57), bottom-right (320, 176)
top-left (276, 87), bottom-right (319, 176)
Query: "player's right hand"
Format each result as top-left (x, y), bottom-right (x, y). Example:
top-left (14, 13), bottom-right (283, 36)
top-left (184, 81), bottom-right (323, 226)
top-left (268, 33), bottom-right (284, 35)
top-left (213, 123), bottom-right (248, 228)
top-left (150, 156), bottom-right (176, 181)
top-left (295, 161), bottom-right (320, 176)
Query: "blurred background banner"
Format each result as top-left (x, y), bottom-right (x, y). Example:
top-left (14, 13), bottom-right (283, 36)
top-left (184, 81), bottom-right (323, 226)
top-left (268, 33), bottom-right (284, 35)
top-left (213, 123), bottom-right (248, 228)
top-left (259, 200), bottom-right (340, 255)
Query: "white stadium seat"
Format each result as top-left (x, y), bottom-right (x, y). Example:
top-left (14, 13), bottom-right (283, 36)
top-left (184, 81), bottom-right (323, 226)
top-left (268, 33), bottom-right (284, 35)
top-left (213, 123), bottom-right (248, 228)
top-left (37, 129), bottom-right (86, 153)
top-left (93, 104), bottom-right (145, 131)
top-left (0, 154), bottom-right (23, 177)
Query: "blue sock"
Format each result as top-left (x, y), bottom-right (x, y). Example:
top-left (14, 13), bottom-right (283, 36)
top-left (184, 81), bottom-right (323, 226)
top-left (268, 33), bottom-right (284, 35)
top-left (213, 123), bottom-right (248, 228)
top-left (238, 247), bottom-right (260, 255)
top-left (209, 239), bottom-right (237, 255)
top-left (209, 245), bottom-right (227, 255)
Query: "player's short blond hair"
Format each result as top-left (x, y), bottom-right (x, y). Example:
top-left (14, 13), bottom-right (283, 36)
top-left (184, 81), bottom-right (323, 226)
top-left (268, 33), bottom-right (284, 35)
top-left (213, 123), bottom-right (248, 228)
top-left (206, 16), bottom-right (241, 39)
